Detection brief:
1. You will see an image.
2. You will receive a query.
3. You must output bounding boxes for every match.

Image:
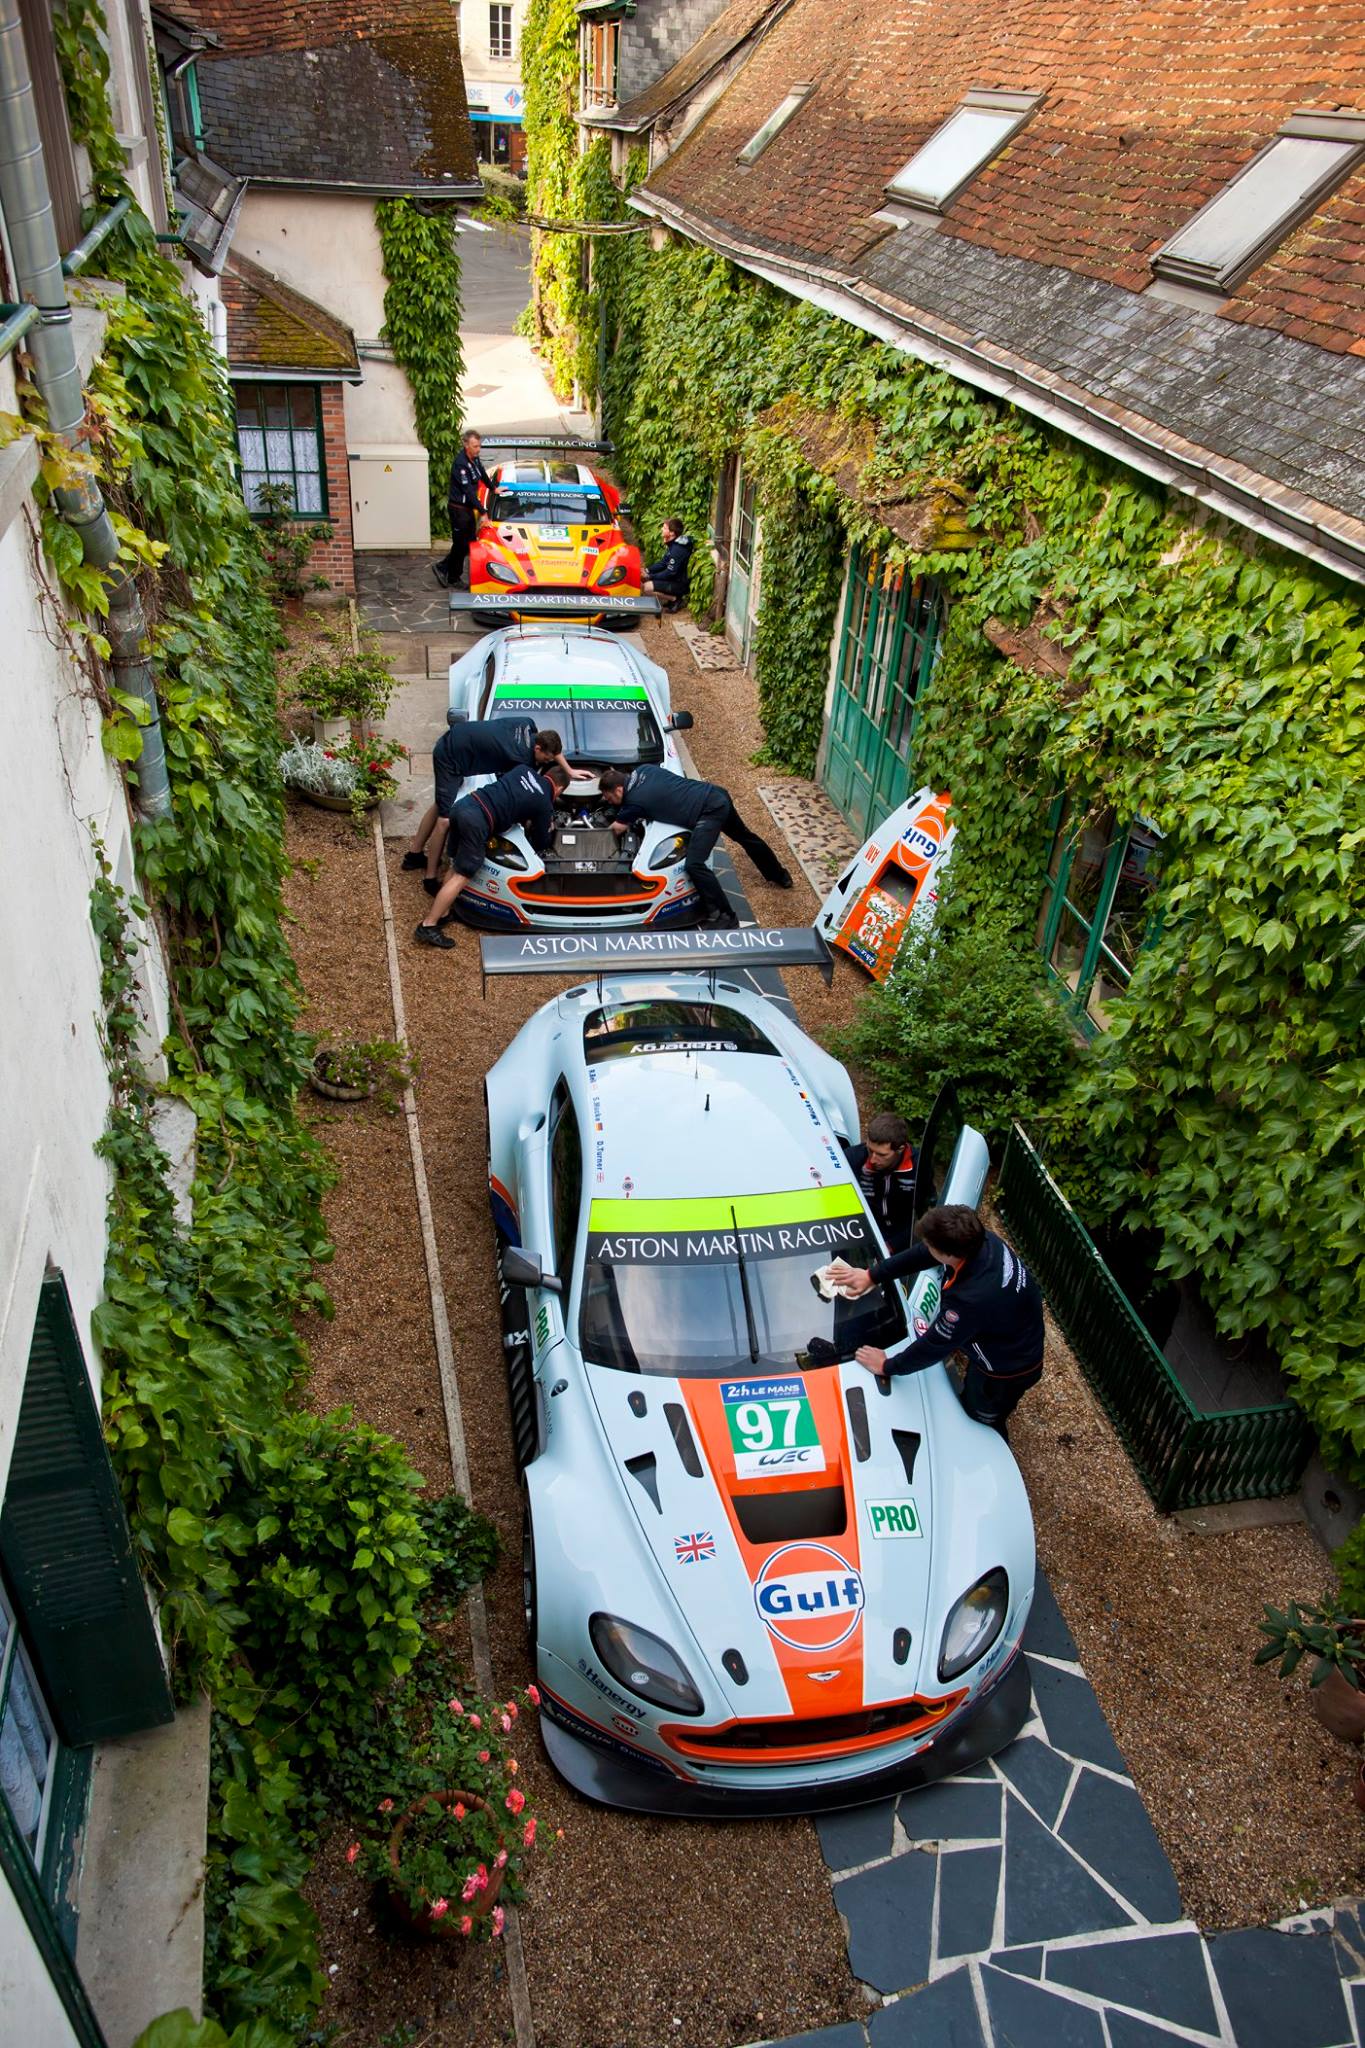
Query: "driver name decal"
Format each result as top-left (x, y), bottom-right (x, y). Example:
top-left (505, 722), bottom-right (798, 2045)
top-left (754, 1542), bottom-right (865, 1651)
top-left (722, 1375), bottom-right (825, 1480)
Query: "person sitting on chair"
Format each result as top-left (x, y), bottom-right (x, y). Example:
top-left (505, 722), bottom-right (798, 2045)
top-left (642, 517), bottom-right (694, 612)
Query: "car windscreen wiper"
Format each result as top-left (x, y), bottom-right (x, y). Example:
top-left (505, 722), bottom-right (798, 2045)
top-left (591, 1252), bottom-right (642, 1374)
top-left (731, 1204), bottom-right (760, 1367)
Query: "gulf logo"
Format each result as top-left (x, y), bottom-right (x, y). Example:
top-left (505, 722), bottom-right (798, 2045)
top-left (754, 1542), bottom-right (866, 1653)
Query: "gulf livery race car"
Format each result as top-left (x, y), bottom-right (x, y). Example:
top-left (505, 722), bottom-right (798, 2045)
top-left (485, 933), bottom-right (1034, 1814)
top-left (463, 440), bottom-right (645, 625)
top-left (817, 788), bottom-right (956, 981)
top-left (446, 627), bottom-right (701, 928)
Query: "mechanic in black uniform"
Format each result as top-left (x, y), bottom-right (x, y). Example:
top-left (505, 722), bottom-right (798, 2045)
top-left (825, 1205), bottom-right (1044, 1438)
top-left (596, 764), bottom-right (792, 927)
top-left (415, 760), bottom-right (569, 948)
top-left (433, 429), bottom-right (492, 589)
top-left (402, 720), bottom-right (587, 890)
top-left (642, 517), bottom-right (695, 612)
top-left (841, 1112), bottom-right (933, 1255)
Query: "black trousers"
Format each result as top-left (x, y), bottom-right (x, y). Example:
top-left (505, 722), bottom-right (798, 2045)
top-left (960, 1359), bottom-right (1042, 1439)
top-left (685, 796), bottom-right (787, 918)
top-left (438, 504), bottom-right (477, 582)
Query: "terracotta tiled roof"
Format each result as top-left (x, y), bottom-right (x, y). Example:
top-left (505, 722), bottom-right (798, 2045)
top-left (223, 254), bottom-right (361, 376)
top-left (598, 0), bottom-right (783, 134)
top-left (192, 1), bottom-right (480, 191)
top-left (643, 0), bottom-right (1365, 355)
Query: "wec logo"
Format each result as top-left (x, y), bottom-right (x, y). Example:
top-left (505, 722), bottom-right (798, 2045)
top-left (754, 1542), bottom-right (865, 1651)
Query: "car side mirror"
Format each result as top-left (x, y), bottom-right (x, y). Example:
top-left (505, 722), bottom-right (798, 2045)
top-left (668, 711), bottom-right (694, 732)
top-left (618, 501), bottom-right (633, 520)
top-left (501, 1245), bottom-right (563, 1295)
top-left (447, 708), bottom-right (469, 726)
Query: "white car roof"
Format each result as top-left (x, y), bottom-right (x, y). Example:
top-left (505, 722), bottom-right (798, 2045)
top-left (499, 460), bottom-right (600, 490)
top-left (498, 636), bottom-right (646, 694)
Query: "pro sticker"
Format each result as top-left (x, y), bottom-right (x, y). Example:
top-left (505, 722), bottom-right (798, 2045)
top-left (721, 1376), bottom-right (826, 1481)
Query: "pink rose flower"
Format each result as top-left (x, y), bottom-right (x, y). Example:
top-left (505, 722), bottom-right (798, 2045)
top-left (461, 1873), bottom-right (481, 1902)
top-left (345, 1843), bottom-right (359, 1865)
top-left (494, 1848), bottom-right (508, 1869)
top-left (468, 1713), bottom-right (482, 1729)
top-left (449, 1698), bottom-right (463, 1715)
top-left (476, 1864), bottom-right (489, 1889)
top-left (459, 1915), bottom-right (473, 1936)
top-left (491, 1906), bottom-right (506, 1938)
top-left (453, 1802), bottom-right (467, 1820)
top-left (526, 1684), bottom-right (542, 1706)
top-left (500, 1713), bottom-right (513, 1733)
top-left (377, 1798), bottom-right (393, 1814)
top-left (505, 1787), bottom-right (526, 1815)
top-left (430, 1898), bottom-right (449, 1919)
top-left (478, 1749), bottom-right (491, 1763)
top-left (523, 1818), bottom-right (537, 1847)
top-left (504, 1701), bottom-right (519, 1721)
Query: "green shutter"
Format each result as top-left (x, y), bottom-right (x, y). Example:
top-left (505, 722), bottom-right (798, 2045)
top-left (0, 1276), bottom-right (173, 1744)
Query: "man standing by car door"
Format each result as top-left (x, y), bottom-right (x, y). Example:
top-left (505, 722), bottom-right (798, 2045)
top-left (826, 1205), bottom-right (1044, 1439)
top-left (841, 1112), bottom-right (933, 1254)
top-left (433, 428), bottom-right (491, 589)
top-left (597, 764), bottom-right (792, 926)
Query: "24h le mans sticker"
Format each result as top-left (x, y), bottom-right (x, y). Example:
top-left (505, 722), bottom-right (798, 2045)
top-left (721, 1376), bottom-right (826, 1481)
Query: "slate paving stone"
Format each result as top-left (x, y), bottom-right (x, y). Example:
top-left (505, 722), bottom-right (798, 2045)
top-left (1025, 1655), bottom-right (1130, 1774)
top-left (982, 1964), bottom-right (1107, 2047)
top-left (771, 2027), bottom-right (869, 2047)
top-left (993, 1945), bottom-right (1045, 1978)
top-left (836, 1848), bottom-right (937, 1994)
top-left (816, 1800), bottom-right (897, 1873)
top-left (1057, 1769), bottom-right (1183, 1925)
top-left (1105, 2016), bottom-right (1198, 2048)
top-left (995, 1734), bottom-right (1074, 1827)
top-left (1350, 1981), bottom-right (1365, 2040)
top-left (867, 1965), bottom-right (985, 2046)
top-left (937, 1846), bottom-right (1001, 1960)
top-left (1023, 1568), bottom-right (1080, 1662)
top-left (1045, 1931), bottom-right (1218, 2035)
top-left (898, 1777), bottom-right (1002, 1845)
top-left (1209, 1926), bottom-right (1354, 2048)
top-left (1003, 1798), bottom-right (1137, 1948)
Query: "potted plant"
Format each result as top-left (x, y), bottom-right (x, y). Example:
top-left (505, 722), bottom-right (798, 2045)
top-left (309, 1036), bottom-right (418, 1110)
top-left (278, 733), bottom-right (408, 823)
top-left (292, 623), bottom-right (397, 743)
top-left (354, 1687), bottom-right (552, 1942)
top-left (1256, 1599), bottom-right (1365, 1742)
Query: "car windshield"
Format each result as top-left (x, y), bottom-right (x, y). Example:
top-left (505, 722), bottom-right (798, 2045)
top-left (578, 1202), bottom-right (907, 1377)
top-left (493, 692), bottom-right (662, 766)
top-left (584, 1000), bottom-right (778, 1060)
top-left (488, 489), bottom-right (613, 527)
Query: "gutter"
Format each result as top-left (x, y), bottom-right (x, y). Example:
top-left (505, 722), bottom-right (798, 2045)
top-left (242, 174), bottom-right (485, 201)
top-left (0, 0), bottom-right (172, 815)
top-left (629, 190), bottom-right (1365, 589)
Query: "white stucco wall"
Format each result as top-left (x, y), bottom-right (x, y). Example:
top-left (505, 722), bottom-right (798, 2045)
top-left (0, 1889), bottom-right (81, 2048)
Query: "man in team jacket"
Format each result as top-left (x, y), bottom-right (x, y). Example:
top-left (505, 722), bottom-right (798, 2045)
top-left (402, 718), bottom-right (584, 889)
top-left (414, 761), bottom-right (570, 949)
top-left (825, 1205), bottom-right (1044, 1438)
top-left (841, 1111), bottom-right (934, 1254)
top-left (597, 763), bottom-right (791, 926)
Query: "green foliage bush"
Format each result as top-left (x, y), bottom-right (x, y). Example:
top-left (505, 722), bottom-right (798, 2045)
top-left (838, 927), bottom-right (1081, 1146)
top-left (375, 198), bottom-right (464, 534)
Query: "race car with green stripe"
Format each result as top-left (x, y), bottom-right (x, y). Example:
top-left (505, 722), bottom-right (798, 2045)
top-left (486, 963), bottom-right (1036, 1814)
top-left (447, 625), bottom-right (699, 929)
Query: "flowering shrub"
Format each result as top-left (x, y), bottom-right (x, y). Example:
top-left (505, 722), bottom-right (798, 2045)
top-left (360, 1687), bottom-right (555, 1938)
top-left (278, 734), bottom-right (408, 823)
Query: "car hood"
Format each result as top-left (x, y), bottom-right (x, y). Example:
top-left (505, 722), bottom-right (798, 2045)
top-left (584, 1357), bottom-right (946, 1730)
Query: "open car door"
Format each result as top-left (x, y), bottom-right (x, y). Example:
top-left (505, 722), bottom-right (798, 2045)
top-left (816, 788), bottom-right (954, 980)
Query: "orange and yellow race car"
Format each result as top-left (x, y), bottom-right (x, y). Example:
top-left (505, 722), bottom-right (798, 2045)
top-left (466, 452), bottom-right (646, 625)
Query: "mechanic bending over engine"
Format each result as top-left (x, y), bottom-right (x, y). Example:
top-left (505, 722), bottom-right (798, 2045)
top-left (402, 720), bottom-right (589, 892)
top-left (414, 761), bottom-right (570, 950)
top-left (825, 1205), bottom-right (1044, 1440)
top-left (641, 516), bottom-right (695, 612)
top-left (597, 764), bottom-right (792, 928)
top-left (841, 1112), bottom-right (935, 1255)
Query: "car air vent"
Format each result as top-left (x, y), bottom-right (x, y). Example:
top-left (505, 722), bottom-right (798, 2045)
top-left (722, 1649), bottom-right (749, 1686)
top-left (624, 1452), bottom-right (661, 1512)
top-left (893, 1627), bottom-right (913, 1666)
top-left (875, 1373), bottom-right (893, 1398)
top-left (891, 1429), bottom-right (920, 1484)
top-left (628, 1390), bottom-right (647, 1418)
top-left (732, 1486), bottom-right (847, 1544)
top-left (845, 1384), bottom-right (871, 1463)
top-left (663, 1402), bottom-right (703, 1477)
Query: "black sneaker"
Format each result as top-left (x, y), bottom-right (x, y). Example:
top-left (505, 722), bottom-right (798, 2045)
top-left (414, 922), bottom-right (455, 949)
top-left (401, 851), bottom-right (427, 871)
top-left (773, 867), bottom-right (795, 890)
top-left (422, 876), bottom-right (442, 897)
top-left (431, 563), bottom-right (450, 588)
top-left (699, 908), bottom-right (739, 929)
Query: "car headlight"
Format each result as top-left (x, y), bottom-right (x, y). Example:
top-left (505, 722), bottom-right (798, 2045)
top-left (649, 832), bottom-right (690, 869)
top-left (589, 1613), bottom-right (704, 1716)
top-left (595, 562), bottom-right (627, 588)
top-left (486, 833), bottom-right (528, 872)
top-left (485, 557), bottom-right (522, 586)
top-left (937, 1568), bottom-right (1009, 1682)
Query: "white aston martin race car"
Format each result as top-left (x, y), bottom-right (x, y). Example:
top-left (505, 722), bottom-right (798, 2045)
top-left (484, 930), bottom-right (1035, 1814)
top-left (447, 626), bottom-right (700, 930)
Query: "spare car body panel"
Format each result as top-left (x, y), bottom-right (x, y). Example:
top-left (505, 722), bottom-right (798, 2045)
top-left (816, 789), bottom-right (955, 980)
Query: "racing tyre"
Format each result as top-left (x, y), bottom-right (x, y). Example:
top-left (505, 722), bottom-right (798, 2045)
top-left (521, 1480), bottom-right (538, 1653)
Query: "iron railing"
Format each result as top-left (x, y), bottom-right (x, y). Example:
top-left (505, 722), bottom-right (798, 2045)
top-left (996, 1124), bottom-right (1313, 1510)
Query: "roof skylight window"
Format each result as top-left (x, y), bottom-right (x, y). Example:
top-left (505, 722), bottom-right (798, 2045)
top-left (886, 88), bottom-right (1042, 212)
top-left (1152, 110), bottom-right (1365, 293)
top-left (737, 82), bottom-right (815, 165)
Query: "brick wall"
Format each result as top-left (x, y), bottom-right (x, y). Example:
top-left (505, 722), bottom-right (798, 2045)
top-left (309, 381), bottom-right (355, 595)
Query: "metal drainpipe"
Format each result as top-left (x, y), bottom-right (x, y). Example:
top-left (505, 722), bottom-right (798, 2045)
top-left (0, 0), bottom-right (171, 816)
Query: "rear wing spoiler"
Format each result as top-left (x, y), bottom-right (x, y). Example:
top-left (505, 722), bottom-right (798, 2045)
top-left (479, 924), bottom-right (833, 996)
top-left (475, 435), bottom-right (614, 454)
top-left (449, 591), bottom-right (661, 620)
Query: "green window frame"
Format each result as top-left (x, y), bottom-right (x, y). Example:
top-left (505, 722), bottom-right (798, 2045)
top-left (836, 547), bottom-right (945, 765)
top-left (1038, 802), bottom-right (1165, 1034)
top-left (234, 382), bottom-right (329, 518)
top-left (0, 1576), bottom-right (90, 1954)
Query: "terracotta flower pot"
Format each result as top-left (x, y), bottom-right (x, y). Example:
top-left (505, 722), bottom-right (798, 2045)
top-left (386, 1791), bottom-right (507, 1940)
top-left (1312, 1662), bottom-right (1365, 1744)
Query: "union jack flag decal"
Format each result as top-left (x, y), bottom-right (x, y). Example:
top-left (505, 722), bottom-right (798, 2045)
top-left (674, 1531), bottom-right (716, 1564)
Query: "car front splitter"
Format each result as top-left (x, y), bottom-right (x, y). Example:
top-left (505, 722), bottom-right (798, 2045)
top-left (540, 1654), bottom-right (1031, 1818)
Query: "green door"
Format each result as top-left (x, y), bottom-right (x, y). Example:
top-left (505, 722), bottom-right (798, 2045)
top-left (724, 468), bottom-right (759, 665)
top-left (823, 545), bottom-right (945, 840)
